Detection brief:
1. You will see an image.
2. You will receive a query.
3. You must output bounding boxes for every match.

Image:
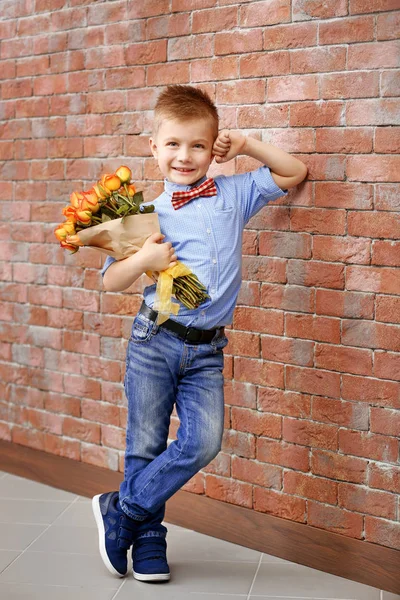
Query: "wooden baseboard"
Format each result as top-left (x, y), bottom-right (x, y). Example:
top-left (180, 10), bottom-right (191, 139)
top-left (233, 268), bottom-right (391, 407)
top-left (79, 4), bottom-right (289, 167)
top-left (1, 440), bottom-right (399, 594)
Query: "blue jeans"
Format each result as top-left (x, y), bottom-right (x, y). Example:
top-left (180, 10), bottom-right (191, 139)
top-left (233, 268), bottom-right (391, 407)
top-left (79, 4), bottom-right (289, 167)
top-left (119, 311), bottom-right (228, 539)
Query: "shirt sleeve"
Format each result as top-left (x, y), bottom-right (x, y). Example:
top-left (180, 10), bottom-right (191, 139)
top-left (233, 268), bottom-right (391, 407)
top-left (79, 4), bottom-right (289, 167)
top-left (218, 166), bottom-right (288, 226)
top-left (101, 255), bottom-right (116, 277)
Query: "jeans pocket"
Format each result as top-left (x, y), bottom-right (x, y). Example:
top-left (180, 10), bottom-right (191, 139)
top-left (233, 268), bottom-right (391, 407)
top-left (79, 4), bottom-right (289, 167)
top-left (211, 334), bottom-right (229, 353)
top-left (130, 314), bottom-right (156, 343)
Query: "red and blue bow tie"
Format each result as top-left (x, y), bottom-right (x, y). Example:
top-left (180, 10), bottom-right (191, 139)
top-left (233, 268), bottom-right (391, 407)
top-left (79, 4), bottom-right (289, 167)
top-left (171, 177), bottom-right (217, 210)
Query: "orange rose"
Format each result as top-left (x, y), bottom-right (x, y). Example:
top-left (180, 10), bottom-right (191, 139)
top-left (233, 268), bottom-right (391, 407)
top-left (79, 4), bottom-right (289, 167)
top-left (93, 183), bottom-right (109, 199)
top-left (62, 205), bottom-right (78, 223)
top-left (76, 209), bottom-right (92, 226)
top-left (70, 191), bottom-right (84, 209)
top-left (62, 221), bottom-right (76, 235)
top-left (101, 174), bottom-right (121, 192)
top-left (115, 165), bottom-right (132, 184)
top-left (80, 190), bottom-right (100, 213)
top-left (54, 225), bottom-right (68, 242)
top-left (126, 183), bottom-right (136, 196)
top-left (60, 240), bottom-right (79, 253)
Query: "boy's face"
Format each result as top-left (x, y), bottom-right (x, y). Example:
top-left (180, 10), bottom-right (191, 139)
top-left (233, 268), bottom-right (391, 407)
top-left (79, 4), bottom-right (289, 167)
top-left (149, 117), bottom-right (216, 186)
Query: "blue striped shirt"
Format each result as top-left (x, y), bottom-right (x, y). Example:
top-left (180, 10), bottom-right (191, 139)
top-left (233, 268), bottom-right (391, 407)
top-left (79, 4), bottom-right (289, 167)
top-left (101, 166), bottom-right (287, 329)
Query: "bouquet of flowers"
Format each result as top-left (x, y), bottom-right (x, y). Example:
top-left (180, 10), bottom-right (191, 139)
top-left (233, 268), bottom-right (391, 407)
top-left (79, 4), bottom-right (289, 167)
top-left (54, 166), bottom-right (209, 323)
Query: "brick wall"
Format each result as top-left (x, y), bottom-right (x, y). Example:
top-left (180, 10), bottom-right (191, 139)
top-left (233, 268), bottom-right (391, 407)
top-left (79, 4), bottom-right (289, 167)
top-left (0, 0), bottom-right (399, 551)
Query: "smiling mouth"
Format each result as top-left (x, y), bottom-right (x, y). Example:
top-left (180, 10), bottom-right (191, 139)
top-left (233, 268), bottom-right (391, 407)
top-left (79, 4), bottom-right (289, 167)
top-left (173, 167), bottom-right (195, 172)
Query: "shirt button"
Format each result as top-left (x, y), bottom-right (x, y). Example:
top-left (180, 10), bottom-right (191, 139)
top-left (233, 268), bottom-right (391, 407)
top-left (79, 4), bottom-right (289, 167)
top-left (211, 288), bottom-right (216, 294)
top-left (197, 204), bottom-right (202, 209)
top-left (207, 228), bottom-right (211, 234)
top-left (201, 310), bottom-right (205, 316)
top-left (212, 258), bottom-right (217, 264)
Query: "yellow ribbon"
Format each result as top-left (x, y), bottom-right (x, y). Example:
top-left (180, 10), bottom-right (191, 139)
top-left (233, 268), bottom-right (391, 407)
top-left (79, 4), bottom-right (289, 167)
top-left (146, 261), bottom-right (192, 325)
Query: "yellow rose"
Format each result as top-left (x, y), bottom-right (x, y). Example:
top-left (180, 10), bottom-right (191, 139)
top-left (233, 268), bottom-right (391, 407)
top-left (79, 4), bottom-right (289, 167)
top-left (101, 174), bottom-right (121, 192)
top-left (115, 165), bottom-right (132, 184)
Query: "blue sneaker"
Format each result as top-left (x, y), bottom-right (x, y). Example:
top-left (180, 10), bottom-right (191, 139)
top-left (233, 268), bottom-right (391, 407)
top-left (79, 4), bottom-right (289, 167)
top-left (92, 491), bottom-right (140, 577)
top-left (132, 536), bottom-right (170, 582)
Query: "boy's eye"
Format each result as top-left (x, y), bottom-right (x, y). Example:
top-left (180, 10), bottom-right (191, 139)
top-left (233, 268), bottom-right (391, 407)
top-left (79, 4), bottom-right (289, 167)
top-left (167, 142), bottom-right (177, 147)
top-left (194, 144), bottom-right (205, 149)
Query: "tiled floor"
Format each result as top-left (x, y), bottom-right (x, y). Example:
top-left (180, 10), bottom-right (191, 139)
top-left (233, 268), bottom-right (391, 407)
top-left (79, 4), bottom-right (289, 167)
top-left (0, 471), bottom-right (398, 600)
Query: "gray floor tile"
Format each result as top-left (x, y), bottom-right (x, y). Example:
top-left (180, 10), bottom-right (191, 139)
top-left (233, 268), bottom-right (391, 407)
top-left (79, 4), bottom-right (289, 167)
top-left (115, 562), bottom-right (258, 597)
top-left (52, 500), bottom-right (97, 528)
top-left (0, 583), bottom-right (119, 600)
top-left (0, 523), bottom-right (46, 551)
top-left (0, 499), bottom-right (71, 525)
top-left (250, 562), bottom-right (381, 599)
top-left (165, 528), bottom-right (262, 563)
top-left (0, 551), bottom-right (20, 574)
top-left (28, 525), bottom-right (98, 555)
top-left (382, 594), bottom-right (400, 600)
top-left (115, 583), bottom-right (248, 600)
top-left (0, 474), bottom-right (77, 502)
top-left (0, 551), bottom-right (121, 589)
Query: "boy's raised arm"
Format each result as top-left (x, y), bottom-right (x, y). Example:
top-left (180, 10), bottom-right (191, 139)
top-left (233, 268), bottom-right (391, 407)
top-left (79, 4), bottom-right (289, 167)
top-left (213, 130), bottom-right (308, 190)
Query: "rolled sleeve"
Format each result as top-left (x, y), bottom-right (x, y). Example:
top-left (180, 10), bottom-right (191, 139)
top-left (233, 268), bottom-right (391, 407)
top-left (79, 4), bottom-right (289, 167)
top-left (101, 255), bottom-right (116, 277)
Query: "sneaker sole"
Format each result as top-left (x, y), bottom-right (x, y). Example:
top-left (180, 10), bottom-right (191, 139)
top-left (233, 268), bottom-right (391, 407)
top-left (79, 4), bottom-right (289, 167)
top-left (133, 570), bottom-right (171, 582)
top-left (92, 494), bottom-right (129, 578)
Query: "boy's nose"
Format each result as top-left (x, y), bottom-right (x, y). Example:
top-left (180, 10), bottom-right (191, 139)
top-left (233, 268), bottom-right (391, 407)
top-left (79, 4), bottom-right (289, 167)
top-left (177, 147), bottom-right (190, 161)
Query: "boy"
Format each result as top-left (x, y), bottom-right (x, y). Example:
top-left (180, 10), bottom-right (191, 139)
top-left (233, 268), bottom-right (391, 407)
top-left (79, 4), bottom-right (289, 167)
top-left (92, 85), bottom-right (307, 582)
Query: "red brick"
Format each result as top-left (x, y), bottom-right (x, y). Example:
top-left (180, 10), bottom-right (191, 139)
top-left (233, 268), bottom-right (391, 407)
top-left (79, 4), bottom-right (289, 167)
top-left (1, 37), bottom-right (33, 59)
top-left (225, 330), bottom-right (259, 358)
top-left (192, 6), bottom-right (237, 33)
top-left (86, 0), bottom-right (126, 24)
top-left (81, 444), bottom-right (119, 471)
top-left (215, 80), bottom-right (264, 105)
top-left (339, 429), bottom-right (398, 463)
top-left (308, 502), bottom-right (363, 538)
top-left (261, 335), bottom-right (314, 367)
top-left (205, 474), bottom-right (252, 508)
top-left (232, 456), bottom-right (281, 489)
top-left (316, 127), bottom-right (373, 154)
top-left (233, 306), bottom-right (284, 335)
top-left (346, 99), bottom-right (400, 126)
top-left (347, 265), bottom-right (400, 295)
top-left (128, 0), bottom-right (170, 18)
top-left (286, 313), bottom-right (341, 343)
top-left (283, 417), bottom-right (338, 451)
top-left (348, 156), bottom-right (400, 182)
top-left (371, 240), bottom-right (400, 267)
top-left (284, 472), bottom-right (337, 504)
top-left (288, 260), bottom-right (345, 290)
top-left (292, 208), bottom-right (346, 235)
top-left (63, 331), bottom-right (100, 356)
top-left (263, 22), bottom-right (317, 50)
top-left (254, 487), bottom-right (306, 522)
top-left (101, 425), bottom-right (126, 450)
top-left (147, 13), bottom-right (190, 39)
top-left (375, 184), bottom-right (400, 211)
top-left (292, 47), bottom-right (346, 74)
top-left (259, 231), bottom-right (311, 260)
top-left (125, 40), bottom-right (167, 65)
top-left (312, 449), bottom-right (367, 484)
top-left (81, 398), bottom-right (119, 426)
top-left (375, 296), bottom-right (400, 324)
top-left (268, 74), bottom-right (318, 102)
top-left (313, 235), bottom-right (370, 264)
top-left (381, 70), bottom-right (400, 97)
top-left (86, 91), bottom-right (126, 114)
top-left (321, 72), bottom-right (379, 100)
top-left (232, 407), bottom-right (282, 438)
top-left (369, 463), bottom-right (400, 494)
top-left (215, 30), bottom-right (262, 56)
top-left (62, 417), bottom-right (100, 444)
top-left (291, 101), bottom-right (344, 127)
top-left (377, 12), bottom-right (400, 41)
top-left (343, 374), bottom-right (400, 409)
top-left (315, 343), bottom-right (372, 376)
top-left (236, 281), bottom-right (260, 306)
top-left (315, 182), bottom-right (373, 209)
top-left (261, 283), bottom-right (314, 313)
top-left (300, 154), bottom-right (346, 181)
top-left (241, 0), bottom-right (290, 27)
top-left (257, 437), bottom-right (310, 471)
top-left (234, 357), bottom-right (284, 388)
top-left (264, 129), bottom-right (315, 153)
top-left (147, 62), bottom-right (190, 86)
top-left (312, 397), bottom-right (369, 430)
top-left (293, 0), bottom-right (347, 19)
top-left (342, 319), bottom-right (400, 352)
top-left (350, 0), bottom-right (399, 12)
top-left (365, 517), bottom-right (400, 551)
top-left (371, 406), bottom-right (400, 437)
top-left (320, 16), bottom-right (374, 45)
top-left (240, 52), bottom-right (290, 78)
top-left (50, 6), bottom-right (86, 30)
top-left (169, 34), bottom-right (214, 60)
top-left (258, 388), bottom-right (311, 418)
top-left (349, 41), bottom-right (400, 70)
top-left (286, 365), bottom-right (341, 398)
top-left (242, 256), bottom-right (287, 284)
top-left (316, 289), bottom-right (374, 319)
top-left (375, 127), bottom-right (400, 153)
top-left (222, 429), bottom-right (256, 459)
top-left (238, 105), bottom-right (289, 128)
top-left (173, 0), bottom-right (216, 8)
top-left (224, 380), bottom-right (257, 409)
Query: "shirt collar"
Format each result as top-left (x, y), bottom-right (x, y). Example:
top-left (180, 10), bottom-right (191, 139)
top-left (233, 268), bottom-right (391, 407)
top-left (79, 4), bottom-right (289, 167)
top-left (163, 175), bottom-right (208, 197)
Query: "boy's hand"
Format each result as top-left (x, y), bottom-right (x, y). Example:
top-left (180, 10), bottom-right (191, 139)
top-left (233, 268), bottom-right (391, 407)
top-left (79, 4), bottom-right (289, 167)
top-left (212, 130), bottom-right (247, 164)
top-left (140, 233), bottom-right (177, 272)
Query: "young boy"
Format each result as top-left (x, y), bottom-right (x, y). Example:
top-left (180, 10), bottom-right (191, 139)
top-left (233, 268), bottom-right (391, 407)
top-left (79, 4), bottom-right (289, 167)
top-left (92, 85), bottom-right (307, 582)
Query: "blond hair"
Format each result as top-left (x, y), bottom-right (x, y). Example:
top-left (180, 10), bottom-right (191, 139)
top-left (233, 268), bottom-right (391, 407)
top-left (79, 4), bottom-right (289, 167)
top-left (153, 85), bottom-right (219, 139)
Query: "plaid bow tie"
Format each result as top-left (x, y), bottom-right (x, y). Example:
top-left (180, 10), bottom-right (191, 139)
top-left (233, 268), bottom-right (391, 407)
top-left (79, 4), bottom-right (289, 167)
top-left (171, 177), bottom-right (217, 210)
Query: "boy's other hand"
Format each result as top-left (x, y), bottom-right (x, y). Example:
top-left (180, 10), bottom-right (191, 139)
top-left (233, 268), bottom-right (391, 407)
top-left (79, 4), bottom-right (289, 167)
top-left (140, 232), bottom-right (177, 272)
top-left (212, 130), bottom-right (247, 164)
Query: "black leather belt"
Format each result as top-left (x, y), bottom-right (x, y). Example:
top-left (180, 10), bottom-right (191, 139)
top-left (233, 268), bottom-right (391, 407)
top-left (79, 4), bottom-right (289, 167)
top-left (139, 301), bottom-right (224, 344)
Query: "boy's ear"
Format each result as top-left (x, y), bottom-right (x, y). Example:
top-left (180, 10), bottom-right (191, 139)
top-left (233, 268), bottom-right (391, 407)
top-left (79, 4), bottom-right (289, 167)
top-left (149, 137), bottom-right (158, 158)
